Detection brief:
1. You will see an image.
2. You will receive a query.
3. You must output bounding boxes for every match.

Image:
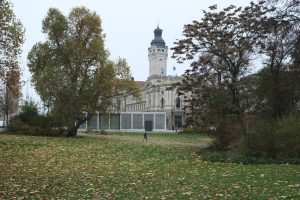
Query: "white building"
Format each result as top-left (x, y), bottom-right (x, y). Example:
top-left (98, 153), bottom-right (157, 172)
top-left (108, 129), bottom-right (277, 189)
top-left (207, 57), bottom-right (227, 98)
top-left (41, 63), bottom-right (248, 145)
top-left (116, 26), bottom-right (188, 129)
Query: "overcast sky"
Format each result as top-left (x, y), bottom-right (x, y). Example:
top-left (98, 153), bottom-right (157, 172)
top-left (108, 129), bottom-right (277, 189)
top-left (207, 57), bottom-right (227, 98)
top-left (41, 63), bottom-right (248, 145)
top-left (11, 0), bottom-right (253, 101)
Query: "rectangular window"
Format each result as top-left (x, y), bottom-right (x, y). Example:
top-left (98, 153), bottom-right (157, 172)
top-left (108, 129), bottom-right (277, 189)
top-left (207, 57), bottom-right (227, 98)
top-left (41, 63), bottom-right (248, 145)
top-left (88, 114), bottom-right (98, 130)
top-left (99, 114), bottom-right (109, 129)
top-left (133, 114), bottom-right (143, 129)
top-left (121, 113), bottom-right (132, 129)
top-left (110, 114), bottom-right (120, 129)
top-left (155, 114), bottom-right (165, 129)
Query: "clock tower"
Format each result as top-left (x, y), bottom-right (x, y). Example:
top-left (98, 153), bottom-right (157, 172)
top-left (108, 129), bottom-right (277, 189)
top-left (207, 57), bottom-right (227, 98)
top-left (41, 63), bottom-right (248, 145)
top-left (148, 26), bottom-right (168, 77)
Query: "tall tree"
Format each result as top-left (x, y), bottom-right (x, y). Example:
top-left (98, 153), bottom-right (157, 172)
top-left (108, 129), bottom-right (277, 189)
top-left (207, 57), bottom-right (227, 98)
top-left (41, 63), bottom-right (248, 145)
top-left (254, 0), bottom-right (300, 118)
top-left (0, 0), bottom-right (24, 124)
top-left (28, 7), bottom-right (114, 136)
top-left (172, 2), bottom-right (270, 128)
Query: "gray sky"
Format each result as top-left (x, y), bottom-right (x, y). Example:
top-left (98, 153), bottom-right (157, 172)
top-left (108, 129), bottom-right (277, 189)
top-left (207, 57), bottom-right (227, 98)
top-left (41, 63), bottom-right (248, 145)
top-left (11, 0), bottom-right (252, 101)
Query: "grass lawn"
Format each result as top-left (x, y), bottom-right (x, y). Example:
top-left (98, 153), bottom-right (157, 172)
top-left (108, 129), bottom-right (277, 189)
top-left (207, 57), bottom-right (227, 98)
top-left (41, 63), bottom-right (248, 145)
top-left (0, 133), bottom-right (299, 199)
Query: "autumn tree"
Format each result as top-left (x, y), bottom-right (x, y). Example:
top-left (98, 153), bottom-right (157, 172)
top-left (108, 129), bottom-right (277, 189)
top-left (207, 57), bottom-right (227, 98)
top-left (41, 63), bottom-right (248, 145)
top-left (28, 7), bottom-right (115, 137)
top-left (0, 68), bottom-right (21, 124)
top-left (0, 0), bottom-right (24, 124)
top-left (112, 57), bottom-right (140, 111)
top-left (282, 0), bottom-right (300, 115)
top-left (172, 2), bottom-right (270, 128)
top-left (171, 2), bottom-right (277, 149)
top-left (253, 0), bottom-right (300, 118)
top-left (267, 0), bottom-right (300, 21)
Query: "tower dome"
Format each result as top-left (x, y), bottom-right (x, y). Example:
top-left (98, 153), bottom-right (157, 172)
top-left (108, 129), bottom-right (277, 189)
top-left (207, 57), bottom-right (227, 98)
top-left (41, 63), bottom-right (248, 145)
top-left (151, 26), bottom-right (166, 48)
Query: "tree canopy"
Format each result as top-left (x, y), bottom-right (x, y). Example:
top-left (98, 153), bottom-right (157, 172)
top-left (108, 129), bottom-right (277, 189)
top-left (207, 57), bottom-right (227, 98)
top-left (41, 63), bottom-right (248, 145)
top-left (113, 57), bottom-right (140, 96)
top-left (0, 0), bottom-right (24, 123)
top-left (172, 2), bottom-right (271, 126)
top-left (28, 7), bottom-right (115, 136)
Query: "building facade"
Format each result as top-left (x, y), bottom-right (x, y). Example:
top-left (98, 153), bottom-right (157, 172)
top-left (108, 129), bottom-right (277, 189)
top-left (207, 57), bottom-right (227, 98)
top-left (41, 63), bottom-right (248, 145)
top-left (116, 26), bottom-right (188, 130)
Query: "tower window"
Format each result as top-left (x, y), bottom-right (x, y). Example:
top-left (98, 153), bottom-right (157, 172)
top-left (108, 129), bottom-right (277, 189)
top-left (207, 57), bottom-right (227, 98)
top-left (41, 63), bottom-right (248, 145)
top-left (162, 49), bottom-right (164, 52)
top-left (149, 50), bottom-right (151, 52)
top-left (158, 49), bottom-right (161, 52)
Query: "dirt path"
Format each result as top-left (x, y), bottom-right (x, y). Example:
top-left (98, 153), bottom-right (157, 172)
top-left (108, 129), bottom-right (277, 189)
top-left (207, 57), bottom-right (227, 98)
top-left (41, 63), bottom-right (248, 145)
top-left (77, 133), bottom-right (213, 149)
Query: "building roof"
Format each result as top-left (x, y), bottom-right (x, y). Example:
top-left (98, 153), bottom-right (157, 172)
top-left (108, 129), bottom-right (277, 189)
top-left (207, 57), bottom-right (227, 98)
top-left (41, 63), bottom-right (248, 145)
top-left (134, 81), bottom-right (146, 89)
top-left (151, 26), bottom-right (166, 48)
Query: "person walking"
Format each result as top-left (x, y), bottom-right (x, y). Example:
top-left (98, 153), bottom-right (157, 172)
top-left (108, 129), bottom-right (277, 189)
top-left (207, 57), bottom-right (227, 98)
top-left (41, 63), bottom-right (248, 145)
top-left (143, 132), bottom-right (148, 142)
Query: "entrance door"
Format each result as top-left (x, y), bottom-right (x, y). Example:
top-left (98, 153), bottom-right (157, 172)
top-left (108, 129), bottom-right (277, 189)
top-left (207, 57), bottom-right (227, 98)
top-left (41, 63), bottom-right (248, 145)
top-left (174, 115), bottom-right (182, 128)
top-left (144, 120), bottom-right (153, 132)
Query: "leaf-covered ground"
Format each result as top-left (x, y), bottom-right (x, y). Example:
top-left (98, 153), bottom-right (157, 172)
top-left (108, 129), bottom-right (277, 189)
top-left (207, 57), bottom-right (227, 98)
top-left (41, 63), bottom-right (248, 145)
top-left (0, 133), bottom-right (299, 199)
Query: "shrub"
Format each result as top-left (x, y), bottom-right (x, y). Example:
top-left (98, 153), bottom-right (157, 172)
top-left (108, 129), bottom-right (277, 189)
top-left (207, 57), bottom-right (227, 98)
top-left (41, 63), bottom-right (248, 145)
top-left (274, 117), bottom-right (300, 158)
top-left (46, 128), bottom-right (65, 137)
top-left (17, 101), bottom-right (39, 125)
top-left (240, 116), bottom-right (300, 158)
top-left (6, 119), bottom-right (30, 134)
top-left (180, 127), bottom-right (207, 134)
top-left (240, 121), bottom-right (276, 157)
top-left (6, 119), bottom-right (65, 137)
top-left (6, 100), bottom-right (65, 137)
top-left (199, 149), bottom-right (300, 164)
top-left (212, 116), bottom-right (243, 151)
top-left (99, 129), bottom-right (109, 135)
top-left (84, 129), bottom-right (111, 135)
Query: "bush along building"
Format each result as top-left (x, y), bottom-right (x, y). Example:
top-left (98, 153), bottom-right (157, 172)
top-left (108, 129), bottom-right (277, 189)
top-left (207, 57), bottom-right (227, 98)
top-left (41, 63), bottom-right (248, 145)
top-left (81, 26), bottom-right (188, 131)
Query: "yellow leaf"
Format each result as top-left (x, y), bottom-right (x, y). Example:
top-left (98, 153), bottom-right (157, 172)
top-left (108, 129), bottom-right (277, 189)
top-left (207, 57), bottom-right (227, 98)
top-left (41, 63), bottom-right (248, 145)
top-left (182, 191), bottom-right (193, 195)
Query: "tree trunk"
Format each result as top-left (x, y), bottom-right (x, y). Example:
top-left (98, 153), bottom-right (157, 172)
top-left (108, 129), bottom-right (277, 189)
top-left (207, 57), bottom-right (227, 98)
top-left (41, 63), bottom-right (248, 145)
top-left (4, 108), bottom-right (9, 129)
top-left (66, 123), bottom-right (77, 137)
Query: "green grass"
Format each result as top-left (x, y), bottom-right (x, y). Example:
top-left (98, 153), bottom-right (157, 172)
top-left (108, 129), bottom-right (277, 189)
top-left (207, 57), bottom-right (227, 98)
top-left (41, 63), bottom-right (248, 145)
top-left (84, 131), bottom-right (212, 144)
top-left (0, 133), bottom-right (299, 199)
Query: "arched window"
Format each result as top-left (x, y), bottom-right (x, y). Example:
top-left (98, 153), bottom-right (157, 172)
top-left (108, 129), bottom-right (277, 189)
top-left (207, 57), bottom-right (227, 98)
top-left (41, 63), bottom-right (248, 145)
top-left (176, 97), bottom-right (181, 108)
top-left (161, 97), bottom-right (165, 109)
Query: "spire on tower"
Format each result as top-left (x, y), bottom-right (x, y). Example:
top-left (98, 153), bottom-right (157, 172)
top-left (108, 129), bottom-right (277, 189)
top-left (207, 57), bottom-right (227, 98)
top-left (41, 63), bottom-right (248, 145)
top-left (151, 26), bottom-right (165, 47)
